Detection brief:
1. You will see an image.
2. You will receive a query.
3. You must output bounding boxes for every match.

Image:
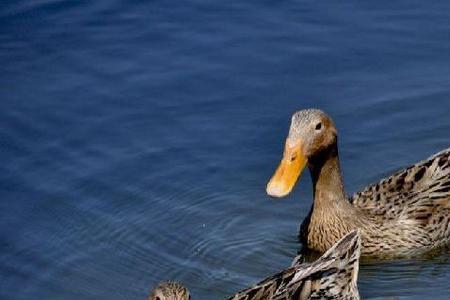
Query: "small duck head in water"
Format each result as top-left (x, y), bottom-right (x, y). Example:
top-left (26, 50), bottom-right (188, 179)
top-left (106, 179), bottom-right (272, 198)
top-left (148, 282), bottom-right (190, 300)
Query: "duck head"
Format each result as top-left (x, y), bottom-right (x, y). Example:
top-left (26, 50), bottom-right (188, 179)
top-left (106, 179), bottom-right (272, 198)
top-left (148, 282), bottom-right (190, 300)
top-left (266, 109), bottom-right (338, 198)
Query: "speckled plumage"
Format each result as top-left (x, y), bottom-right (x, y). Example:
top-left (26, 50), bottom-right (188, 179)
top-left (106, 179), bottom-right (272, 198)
top-left (280, 109), bottom-right (450, 259)
top-left (149, 230), bottom-right (361, 300)
top-left (229, 230), bottom-right (360, 300)
top-left (148, 282), bottom-right (190, 300)
top-left (349, 148), bottom-right (450, 257)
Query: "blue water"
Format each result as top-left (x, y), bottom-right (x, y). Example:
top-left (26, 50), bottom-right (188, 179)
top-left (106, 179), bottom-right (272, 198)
top-left (1, 1), bottom-right (450, 299)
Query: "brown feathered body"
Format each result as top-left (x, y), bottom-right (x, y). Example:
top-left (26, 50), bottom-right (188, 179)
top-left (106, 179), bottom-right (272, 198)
top-left (229, 230), bottom-right (360, 300)
top-left (299, 147), bottom-right (450, 259)
top-left (149, 230), bottom-right (361, 300)
top-left (269, 109), bottom-right (450, 259)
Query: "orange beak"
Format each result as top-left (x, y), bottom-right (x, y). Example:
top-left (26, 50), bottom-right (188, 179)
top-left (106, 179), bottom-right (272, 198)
top-left (266, 139), bottom-right (307, 198)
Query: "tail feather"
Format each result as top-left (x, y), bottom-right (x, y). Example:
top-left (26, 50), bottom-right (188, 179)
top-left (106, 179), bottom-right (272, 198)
top-left (274, 230), bottom-right (361, 300)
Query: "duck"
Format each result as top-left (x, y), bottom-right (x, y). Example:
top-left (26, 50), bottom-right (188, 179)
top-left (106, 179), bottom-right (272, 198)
top-left (148, 282), bottom-right (190, 300)
top-left (266, 108), bottom-right (450, 259)
top-left (148, 230), bottom-right (361, 300)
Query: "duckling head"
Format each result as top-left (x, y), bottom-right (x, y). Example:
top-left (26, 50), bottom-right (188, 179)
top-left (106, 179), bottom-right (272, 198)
top-left (266, 109), bottom-right (338, 197)
top-left (148, 282), bottom-right (190, 300)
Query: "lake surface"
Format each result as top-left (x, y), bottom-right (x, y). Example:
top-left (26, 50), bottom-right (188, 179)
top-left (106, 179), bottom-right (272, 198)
top-left (1, 1), bottom-right (450, 299)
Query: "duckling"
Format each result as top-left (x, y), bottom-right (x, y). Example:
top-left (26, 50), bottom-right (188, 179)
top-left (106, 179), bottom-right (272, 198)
top-left (267, 108), bottom-right (450, 258)
top-left (148, 230), bottom-right (361, 300)
top-left (149, 282), bottom-right (190, 300)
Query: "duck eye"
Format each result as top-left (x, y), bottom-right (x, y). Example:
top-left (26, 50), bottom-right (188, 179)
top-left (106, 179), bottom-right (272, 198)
top-left (315, 122), bottom-right (322, 130)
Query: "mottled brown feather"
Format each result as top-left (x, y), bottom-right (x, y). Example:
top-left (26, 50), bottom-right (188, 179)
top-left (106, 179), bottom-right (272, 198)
top-left (230, 230), bottom-right (361, 300)
top-left (149, 231), bottom-right (361, 300)
top-left (279, 109), bottom-right (450, 259)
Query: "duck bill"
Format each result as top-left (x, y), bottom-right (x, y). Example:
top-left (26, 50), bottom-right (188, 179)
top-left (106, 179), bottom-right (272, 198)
top-left (266, 140), bottom-right (307, 198)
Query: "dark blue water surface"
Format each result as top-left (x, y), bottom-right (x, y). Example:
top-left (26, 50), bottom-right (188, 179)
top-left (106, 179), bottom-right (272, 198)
top-left (2, 1), bottom-right (450, 299)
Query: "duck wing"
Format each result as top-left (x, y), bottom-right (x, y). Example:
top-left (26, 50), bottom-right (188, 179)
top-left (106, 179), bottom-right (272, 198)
top-left (350, 148), bottom-right (450, 227)
top-left (229, 230), bottom-right (361, 300)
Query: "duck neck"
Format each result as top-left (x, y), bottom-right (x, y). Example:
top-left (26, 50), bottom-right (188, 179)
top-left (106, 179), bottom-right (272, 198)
top-left (308, 143), bottom-right (347, 211)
